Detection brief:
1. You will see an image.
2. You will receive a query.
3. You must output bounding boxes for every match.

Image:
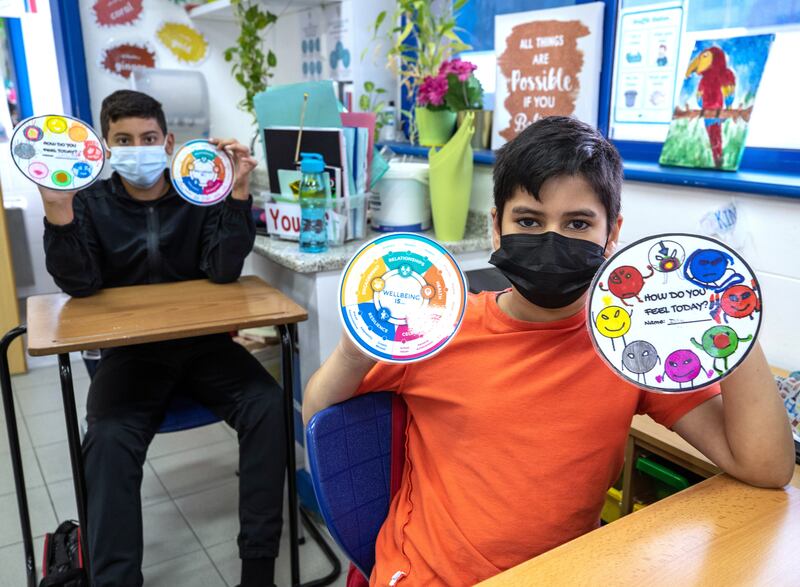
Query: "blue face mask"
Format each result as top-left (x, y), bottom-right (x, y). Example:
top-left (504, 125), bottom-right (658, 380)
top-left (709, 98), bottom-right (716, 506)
top-left (107, 141), bottom-right (169, 188)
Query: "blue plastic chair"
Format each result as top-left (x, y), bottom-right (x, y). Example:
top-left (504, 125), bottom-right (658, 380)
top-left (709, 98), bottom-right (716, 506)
top-left (306, 392), bottom-right (407, 580)
top-left (83, 355), bottom-right (220, 433)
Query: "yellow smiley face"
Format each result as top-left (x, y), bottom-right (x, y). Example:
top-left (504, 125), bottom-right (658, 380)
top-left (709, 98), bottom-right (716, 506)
top-left (595, 306), bottom-right (632, 339)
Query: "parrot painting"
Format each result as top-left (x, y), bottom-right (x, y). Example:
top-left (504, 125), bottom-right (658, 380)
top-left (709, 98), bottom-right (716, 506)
top-left (685, 46), bottom-right (736, 168)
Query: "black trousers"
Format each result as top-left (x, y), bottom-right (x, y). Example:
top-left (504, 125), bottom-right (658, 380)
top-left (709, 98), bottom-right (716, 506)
top-left (82, 334), bottom-right (286, 587)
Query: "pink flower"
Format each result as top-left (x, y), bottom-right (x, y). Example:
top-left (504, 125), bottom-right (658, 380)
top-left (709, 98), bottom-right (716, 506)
top-left (417, 74), bottom-right (448, 107)
top-left (439, 58), bottom-right (477, 82)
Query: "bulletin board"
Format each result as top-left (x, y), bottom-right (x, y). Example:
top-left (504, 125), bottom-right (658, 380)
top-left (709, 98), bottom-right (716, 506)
top-left (454, 0), bottom-right (800, 198)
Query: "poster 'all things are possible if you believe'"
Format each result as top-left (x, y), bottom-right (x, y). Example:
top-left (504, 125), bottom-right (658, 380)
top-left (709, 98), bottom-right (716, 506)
top-left (492, 2), bottom-right (605, 149)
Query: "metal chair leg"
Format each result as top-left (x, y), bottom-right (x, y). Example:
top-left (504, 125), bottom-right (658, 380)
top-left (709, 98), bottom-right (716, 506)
top-left (279, 324), bottom-right (301, 586)
top-left (1, 326), bottom-right (36, 587)
top-left (57, 353), bottom-right (92, 581)
top-left (278, 324), bottom-right (341, 587)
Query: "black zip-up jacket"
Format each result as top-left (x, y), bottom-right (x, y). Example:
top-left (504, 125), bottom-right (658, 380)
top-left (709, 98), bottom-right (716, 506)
top-left (43, 171), bottom-right (255, 297)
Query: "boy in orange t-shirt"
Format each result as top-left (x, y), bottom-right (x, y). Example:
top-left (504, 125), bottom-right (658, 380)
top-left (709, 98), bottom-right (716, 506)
top-left (303, 117), bottom-right (795, 586)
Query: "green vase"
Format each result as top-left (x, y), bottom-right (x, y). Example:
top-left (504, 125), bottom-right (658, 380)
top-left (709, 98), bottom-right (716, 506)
top-left (429, 111), bottom-right (475, 242)
top-left (416, 107), bottom-right (456, 147)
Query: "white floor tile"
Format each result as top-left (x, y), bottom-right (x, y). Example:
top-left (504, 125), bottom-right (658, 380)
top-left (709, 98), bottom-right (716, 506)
top-left (10, 367), bottom-right (58, 390)
top-left (174, 480), bottom-right (239, 550)
top-left (205, 540), bottom-right (239, 587)
top-left (34, 441), bottom-right (72, 485)
top-left (25, 410), bottom-right (68, 448)
top-left (141, 500), bottom-right (203, 569)
top-left (142, 550), bottom-right (226, 587)
top-left (46, 478), bottom-right (79, 523)
top-left (47, 461), bottom-right (169, 522)
top-left (0, 449), bottom-right (45, 496)
top-left (0, 486), bottom-right (56, 547)
top-left (0, 536), bottom-right (45, 587)
top-left (12, 382), bottom-right (64, 417)
top-left (148, 423), bottom-right (233, 460)
top-left (10, 362), bottom-right (89, 392)
top-left (149, 439), bottom-right (239, 499)
top-left (0, 412), bottom-right (32, 454)
top-left (206, 529), bottom-right (348, 587)
top-left (222, 422), bottom-right (237, 440)
top-left (11, 377), bottom-right (88, 419)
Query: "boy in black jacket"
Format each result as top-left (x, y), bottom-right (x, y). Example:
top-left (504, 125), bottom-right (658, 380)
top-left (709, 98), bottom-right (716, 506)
top-left (40, 90), bottom-right (282, 587)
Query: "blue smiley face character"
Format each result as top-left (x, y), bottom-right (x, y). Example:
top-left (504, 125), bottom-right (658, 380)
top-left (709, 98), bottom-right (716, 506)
top-left (683, 248), bottom-right (744, 293)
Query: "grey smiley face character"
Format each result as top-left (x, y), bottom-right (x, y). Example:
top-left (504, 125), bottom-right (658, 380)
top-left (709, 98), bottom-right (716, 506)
top-left (621, 340), bottom-right (661, 385)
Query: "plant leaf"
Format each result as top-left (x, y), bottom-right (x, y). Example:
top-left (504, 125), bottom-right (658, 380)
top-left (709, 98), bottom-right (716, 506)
top-left (374, 10), bottom-right (387, 34)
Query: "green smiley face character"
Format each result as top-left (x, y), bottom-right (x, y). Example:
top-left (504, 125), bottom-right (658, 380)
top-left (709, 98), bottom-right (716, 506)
top-left (691, 325), bottom-right (753, 375)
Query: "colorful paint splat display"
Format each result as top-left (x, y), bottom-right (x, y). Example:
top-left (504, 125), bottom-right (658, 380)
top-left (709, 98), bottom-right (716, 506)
top-left (10, 115), bottom-right (105, 191)
top-left (99, 40), bottom-right (156, 79)
top-left (170, 140), bottom-right (235, 206)
top-left (92, 0), bottom-right (143, 27)
top-left (588, 233), bottom-right (761, 393)
top-left (339, 233), bottom-right (467, 363)
top-left (155, 22), bottom-right (209, 64)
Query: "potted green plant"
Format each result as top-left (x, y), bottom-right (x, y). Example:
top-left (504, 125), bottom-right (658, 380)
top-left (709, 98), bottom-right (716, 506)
top-left (371, 0), bottom-right (471, 144)
top-left (416, 71), bottom-right (457, 147)
top-left (359, 81), bottom-right (394, 143)
top-left (440, 58), bottom-right (491, 150)
top-left (224, 0), bottom-right (278, 121)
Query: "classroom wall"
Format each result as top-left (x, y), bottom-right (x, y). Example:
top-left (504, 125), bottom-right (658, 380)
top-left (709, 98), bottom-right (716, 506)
top-left (78, 1), bottom-right (251, 147)
top-left (4, 2), bottom-right (64, 300)
top-left (467, 176), bottom-right (800, 371)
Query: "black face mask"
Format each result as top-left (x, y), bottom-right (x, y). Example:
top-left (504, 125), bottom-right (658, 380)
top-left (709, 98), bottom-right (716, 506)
top-left (489, 232), bottom-right (606, 309)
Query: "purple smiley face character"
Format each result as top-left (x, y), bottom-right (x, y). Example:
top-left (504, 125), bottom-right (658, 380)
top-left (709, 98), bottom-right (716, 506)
top-left (654, 349), bottom-right (713, 390)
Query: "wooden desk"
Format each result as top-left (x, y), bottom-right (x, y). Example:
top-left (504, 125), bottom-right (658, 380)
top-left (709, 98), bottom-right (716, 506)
top-left (2, 277), bottom-right (311, 587)
top-left (479, 466), bottom-right (800, 586)
top-left (26, 276), bottom-right (306, 355)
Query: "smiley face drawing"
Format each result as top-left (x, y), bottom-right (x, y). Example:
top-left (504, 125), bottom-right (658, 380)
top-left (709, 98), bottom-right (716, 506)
top-left (691, 325), bottom-right (753, 375)
top-left (599, 265), bottom-right (654, 306)
top-left (593, 305), bottom-right (633, 351)
top-left (621, 340), bottom-right (661, 385)
top-left (709, 281), bottom-right (761, 324)
top-left (655, 349), bottom-right (713, 390)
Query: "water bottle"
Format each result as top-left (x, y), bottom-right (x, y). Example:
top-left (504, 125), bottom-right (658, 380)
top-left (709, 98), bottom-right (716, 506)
top-left (299, 152), bottom-right (328, 253)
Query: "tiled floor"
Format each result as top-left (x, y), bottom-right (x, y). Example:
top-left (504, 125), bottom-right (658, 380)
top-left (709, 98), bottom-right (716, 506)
top-left (0, 358), bottom-right (348, 587)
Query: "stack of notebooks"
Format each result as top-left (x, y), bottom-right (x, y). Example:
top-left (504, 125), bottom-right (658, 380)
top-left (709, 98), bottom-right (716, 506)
top-left (254, 81), bottom-right (376, 243)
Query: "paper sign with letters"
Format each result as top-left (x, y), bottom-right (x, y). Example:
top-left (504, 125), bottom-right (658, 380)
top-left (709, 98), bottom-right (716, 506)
top-left (493, 2), bottom-right (604, 149)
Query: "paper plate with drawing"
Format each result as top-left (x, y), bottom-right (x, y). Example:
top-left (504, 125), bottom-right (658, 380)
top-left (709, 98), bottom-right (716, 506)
top-left (492, 2), bottom-right (605, 149)
top-left (659, 34), bottom-right (774, 170)
top-left (10, 115), bottom-right (105, 191)
top-left (339, 233), bottom-right (467, 363)
top-left (587, 234), bottom-right (762, 394)
top-left (170, 140), bottom-right (235, 206)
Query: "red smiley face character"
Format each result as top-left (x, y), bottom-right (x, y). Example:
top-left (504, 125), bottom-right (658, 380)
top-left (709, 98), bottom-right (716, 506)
top-left (600, 265), bottom-right (654, 307)
top-left (720, 285), bottom-right (760, 319)
top-left (83, 140), bottom-right (103, 162)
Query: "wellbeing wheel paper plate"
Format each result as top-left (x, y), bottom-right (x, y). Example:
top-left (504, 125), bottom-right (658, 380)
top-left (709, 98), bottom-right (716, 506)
top-left (339, 233), bottom-right (467, 363)
top-left (10, 115), bottom-right (105, 191)
top-left (587, 233), bottom-right (761, 393)
top-left (170, 139), bottom-right (235, 206)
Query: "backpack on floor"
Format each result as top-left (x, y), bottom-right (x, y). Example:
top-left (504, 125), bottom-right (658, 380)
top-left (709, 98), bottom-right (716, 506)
top-left (40, 521), bottom-right (87, 587)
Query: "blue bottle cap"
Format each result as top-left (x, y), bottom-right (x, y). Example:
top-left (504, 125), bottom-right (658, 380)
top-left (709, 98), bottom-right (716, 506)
top-left (300, 152), bottom-right (325, 173)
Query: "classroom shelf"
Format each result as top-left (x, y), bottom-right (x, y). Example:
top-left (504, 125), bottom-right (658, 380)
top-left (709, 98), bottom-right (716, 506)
top-left (380, 141), bottom-right (800, 199)
top-left (187, 0), bottom-right (325, 21)
top-left (623, 160), bottom-right (800, 199)
top-left (379, 141), bottom-right (495, 165)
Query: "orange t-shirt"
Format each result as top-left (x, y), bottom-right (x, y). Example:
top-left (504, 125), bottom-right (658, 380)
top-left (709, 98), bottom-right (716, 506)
top-left (356, 291), bottom-right (719, 586)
